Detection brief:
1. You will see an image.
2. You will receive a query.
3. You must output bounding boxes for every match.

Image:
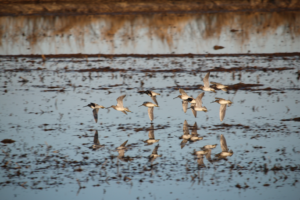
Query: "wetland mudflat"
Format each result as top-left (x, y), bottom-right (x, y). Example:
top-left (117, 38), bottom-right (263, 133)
top-left (0, 55), bottom-right (300, 200)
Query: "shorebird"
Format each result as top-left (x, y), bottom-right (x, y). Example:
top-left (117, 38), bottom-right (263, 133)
top-left (108, 95), bottom-right (132, 115)
top-left (174, 89), bottom-right (195, 114)
top-left (138, 90), bottom-right (160, 105)
top-left (84, 103), bottom-right (106, 123)
top-left (190, 122), bottom-right (203, 141)
top-left (174, 89), bottom-right (193, 101)
top-left (139, 102), bottom-right (159, 122)
top-left (190, 92), bottom-right (207, 116)
top-left (211, 98), bottom-right (232, 122)
top-left (144, 124), bottom-right (160, 145)
top-left (92, 130), bottom-right (104, 150)
top-left (215, 134), bottom-right (233, 159)
top-left (199, 72), bottom-right (216, 93)
top-left (212, 97), bottom-right (233, 105)
top-left (149, 145), bottom-right (161, 162)
top-left (210, 82), bottom-right (229, 92)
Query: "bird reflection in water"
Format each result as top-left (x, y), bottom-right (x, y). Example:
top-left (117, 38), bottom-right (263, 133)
top-left (144, 124), bottom-right (160, 145)
top-left (180, 120), bottom-right (190, 149)
top-left (180, 120), bottom-right (203, 149)
top-left (115, 140), bottom-right (133, 162)
top-left (92, 130), bottom-right (104, 150)
top-left (215, 134), bottom-right (234, 159)
top-left (190, 122), bottom-right (203, 142)
top-left (149, 145), bottom-right (161, 163)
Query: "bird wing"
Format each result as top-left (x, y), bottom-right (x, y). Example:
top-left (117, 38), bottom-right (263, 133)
top-left (148, 124), bottom-right (155, 139)
top-left (219, 104), bottom-right (227, 122)
top-left (220, 134), bottom-right (229, 152)
top-left (116, 95), bottom-right (126, 108)
top-left (182, 101), bottom-right (188, 113)
top-left (148, 107), bottom-right (154, 121)
top-left (191, 122), bottom-right (198, 136)
top-left (195, 92), bottom-right (205, 107)
top-left (93, 130), bottom-right (100, 145)
top-left (151, 96), bottom-right (159, 105)
top-left (120, 140), bottom-right (128, 147)
top-left (203, 72), bottom-right (210, 87)
top-left (179, 88), bottom-right (188, 96)
top-left (152, 145), bottom-right (159, 154)
top-left (191, 104), bottom-right (197, 117)
top-left (93, 108), bottom-right (99, 123)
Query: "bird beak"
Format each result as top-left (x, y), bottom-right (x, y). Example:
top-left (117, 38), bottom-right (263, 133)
top-left (173, 96), bottom-right (179, 99)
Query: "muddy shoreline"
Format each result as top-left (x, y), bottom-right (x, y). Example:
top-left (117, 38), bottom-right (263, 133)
top-left (1, 0), bottom-right (300, 16)
top-left (1, 53), bottom-right (300, 58)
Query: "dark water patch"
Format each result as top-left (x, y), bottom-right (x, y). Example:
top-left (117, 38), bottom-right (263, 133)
top-left (281, 117), bottom-right (300, 122)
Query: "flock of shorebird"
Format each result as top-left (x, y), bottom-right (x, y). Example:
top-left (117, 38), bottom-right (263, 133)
top-left (86, 72), bottom-right (234, 163)
top-left (84, 72), bottom-right (233, 123)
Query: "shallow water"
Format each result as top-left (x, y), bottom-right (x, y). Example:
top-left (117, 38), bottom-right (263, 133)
top-left (1, 55), bottom-right (300, 199)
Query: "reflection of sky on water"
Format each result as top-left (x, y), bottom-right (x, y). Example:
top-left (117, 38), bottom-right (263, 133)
top-left (1, 12), bottom-right (300, 54)
top-left (1, 55), bottom-right (300, 200)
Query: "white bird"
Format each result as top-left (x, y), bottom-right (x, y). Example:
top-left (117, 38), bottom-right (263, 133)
top-left (108, 95), bottom-right (132, 115)
top-left (174, 89), bottom-right (193, 101)
top-left (138, 90), bottom-right (160, 105)
top-left (139, 102), bottom-right (159, 122)
top-left (191, 92), bottom-right (208, 116)
top-left (84, 103), bottom-right (106, 123)
top-left (199, 72), bottom-right (216, 93)
top-left (210, 81), bottom-right (229, 92)
top-left (212, 98), bottom-right (232, 122)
